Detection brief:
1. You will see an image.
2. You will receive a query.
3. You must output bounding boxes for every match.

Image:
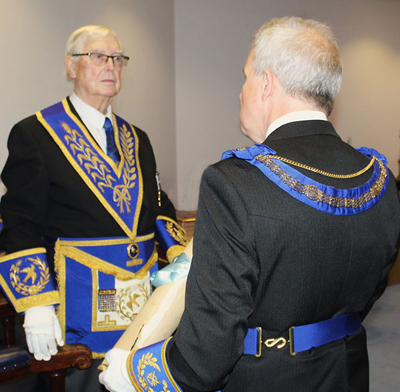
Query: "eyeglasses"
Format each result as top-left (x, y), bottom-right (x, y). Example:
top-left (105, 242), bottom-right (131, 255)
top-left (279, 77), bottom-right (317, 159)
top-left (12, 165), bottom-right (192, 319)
top-left (72, 52), bottom-right (130, 68)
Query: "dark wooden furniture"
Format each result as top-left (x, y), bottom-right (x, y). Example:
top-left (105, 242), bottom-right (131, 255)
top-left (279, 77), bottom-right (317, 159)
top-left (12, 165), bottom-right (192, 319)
top-left (176, 210), bottom-right (196, 241)
top-left (0, 294), bottom-right (93, 392)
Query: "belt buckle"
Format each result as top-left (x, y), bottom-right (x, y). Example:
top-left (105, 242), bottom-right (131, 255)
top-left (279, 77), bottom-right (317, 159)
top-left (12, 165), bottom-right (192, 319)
top-left (256, 327), bottom-right (262, 357)
top-left (289, 326), bottom-right (296, 356)
top-left (256, 327), bottom-right (295, 357)
top-left (126, 242), bottom-right (143, 267)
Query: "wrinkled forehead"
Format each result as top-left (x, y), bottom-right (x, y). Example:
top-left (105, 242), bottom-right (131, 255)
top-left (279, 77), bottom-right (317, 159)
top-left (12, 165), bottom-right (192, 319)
top-left (82, 34), bottom-right (122, 53)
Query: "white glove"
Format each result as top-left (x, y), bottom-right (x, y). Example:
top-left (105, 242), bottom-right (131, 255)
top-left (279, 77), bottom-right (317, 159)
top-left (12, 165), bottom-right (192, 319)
top-left (99, 348), bottom-right (134, 392)
top-left (23, 305), bottom-right (64, 361)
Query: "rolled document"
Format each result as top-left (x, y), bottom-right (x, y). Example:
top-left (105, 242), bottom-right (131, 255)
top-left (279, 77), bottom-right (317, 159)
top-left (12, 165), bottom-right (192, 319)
top-left (98, 239), bottom-right (192, 370)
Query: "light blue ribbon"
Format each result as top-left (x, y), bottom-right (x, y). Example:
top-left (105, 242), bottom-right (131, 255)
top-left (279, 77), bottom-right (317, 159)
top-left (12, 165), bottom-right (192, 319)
top-left (151, 252), bottom-right (191, 287)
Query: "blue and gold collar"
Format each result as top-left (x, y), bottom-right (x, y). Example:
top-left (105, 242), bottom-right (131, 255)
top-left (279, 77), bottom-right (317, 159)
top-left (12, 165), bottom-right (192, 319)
top-left (222, 144), bottom-right (389, 216)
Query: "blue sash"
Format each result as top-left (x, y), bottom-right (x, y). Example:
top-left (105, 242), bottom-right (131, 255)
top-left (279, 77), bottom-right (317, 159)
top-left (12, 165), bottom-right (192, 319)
top-left (222, 144), bottom-right (389, 216)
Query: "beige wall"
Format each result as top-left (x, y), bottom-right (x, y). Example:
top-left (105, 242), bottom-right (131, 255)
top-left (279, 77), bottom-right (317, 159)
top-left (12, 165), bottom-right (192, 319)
top-left (1, 0), bottom-right (399, 211)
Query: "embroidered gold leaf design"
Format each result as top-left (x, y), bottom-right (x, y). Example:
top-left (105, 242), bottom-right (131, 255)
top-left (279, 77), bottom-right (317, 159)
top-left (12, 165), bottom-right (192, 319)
top-left (137, 353), bottom-right (162, 391)
top-left (62, 121), bottom-right (138, 214)
top-left (115, 283), bottom-right (150, 321)
top-left (63, 122), bottom-right (117, 193)
top-left (166, 221), bottom-right (188, 245)
top-left (162, 380), bottom-right (171, 392)
top-left (113, 124), bottom-right (137, 213)
top-left (10, 257), bottom-right (50, 296)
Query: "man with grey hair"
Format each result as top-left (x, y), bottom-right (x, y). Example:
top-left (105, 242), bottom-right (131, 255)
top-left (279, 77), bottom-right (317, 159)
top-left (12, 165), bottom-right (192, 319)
top-left (0, 25), bottom-right (186, 391)
top-left (100, 17), bottom-right (399, 392)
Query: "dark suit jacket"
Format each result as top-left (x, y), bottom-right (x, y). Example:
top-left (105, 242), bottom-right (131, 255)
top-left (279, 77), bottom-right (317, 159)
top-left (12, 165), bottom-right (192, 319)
top-left (0, 97), bottom-right (177, 264)
top-left (166, 120), bottom-right (400, 392)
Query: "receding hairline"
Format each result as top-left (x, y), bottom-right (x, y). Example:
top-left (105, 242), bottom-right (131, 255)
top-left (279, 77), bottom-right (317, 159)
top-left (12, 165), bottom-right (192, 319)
top-left (65, 25), bottom-right (123, 56)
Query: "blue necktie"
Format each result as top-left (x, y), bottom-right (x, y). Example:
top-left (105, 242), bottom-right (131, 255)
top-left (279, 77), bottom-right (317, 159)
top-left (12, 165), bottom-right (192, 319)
top-left (103, 117), bottom-right (120, 163)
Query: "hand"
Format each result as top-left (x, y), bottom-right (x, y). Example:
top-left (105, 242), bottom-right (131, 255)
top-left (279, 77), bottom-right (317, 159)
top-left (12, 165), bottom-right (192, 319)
top-left (99, 348), bottom-right (134, 392)
top-left (23, 305), bottom-right (64, 361)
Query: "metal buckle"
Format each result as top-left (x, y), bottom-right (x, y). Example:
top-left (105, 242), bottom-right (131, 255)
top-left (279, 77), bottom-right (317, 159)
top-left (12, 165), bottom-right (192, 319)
top-left (256, 327), bottom-right (262, 357)
top-left (127, 243), bottom-right (140, 259)
top-left (256, 326), bottom-right (296, 357)
top-left (289, 326), bottom-right (296, 356)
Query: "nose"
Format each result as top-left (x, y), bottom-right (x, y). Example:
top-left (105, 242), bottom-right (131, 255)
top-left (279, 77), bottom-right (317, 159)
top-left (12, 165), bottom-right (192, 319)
top-left (106, 56), bottom-right (115, 69)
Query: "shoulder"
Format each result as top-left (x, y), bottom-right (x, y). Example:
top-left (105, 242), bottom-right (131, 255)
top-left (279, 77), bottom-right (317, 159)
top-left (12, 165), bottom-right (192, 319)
top-left (117, 119), bottom-right (156, 163)
top-left (131, 123), bottom-right (150, 143)
top-left (10, 99), bottom-right (66, 136)
top-left (201, 156), bottom-right (264, 192)
top-left (13, 113), bottom-right (41, 130)
top-left (8, 114), bottom-right (46, 145)
top-left (114, 114), bottom-right (150, 143)
top-left (206, 154), bottom-right (261, 177)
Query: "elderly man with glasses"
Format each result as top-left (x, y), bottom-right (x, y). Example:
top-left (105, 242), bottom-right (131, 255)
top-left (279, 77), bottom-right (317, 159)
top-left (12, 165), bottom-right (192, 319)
top-left (0, 25), bottom-right (186, 391)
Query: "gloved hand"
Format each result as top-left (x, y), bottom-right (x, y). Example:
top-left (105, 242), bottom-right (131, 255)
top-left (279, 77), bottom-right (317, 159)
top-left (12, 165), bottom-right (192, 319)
top-left (99, 348), bottom-right (134, 392)
top-left (23, 305), bottom-right (64, 361)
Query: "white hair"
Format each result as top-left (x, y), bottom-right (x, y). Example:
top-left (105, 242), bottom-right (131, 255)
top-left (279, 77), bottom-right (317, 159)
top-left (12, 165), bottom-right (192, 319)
top-left (252, 17), bottom-right (343, 115)
top-left (65, 25), bottom-right (123, 56)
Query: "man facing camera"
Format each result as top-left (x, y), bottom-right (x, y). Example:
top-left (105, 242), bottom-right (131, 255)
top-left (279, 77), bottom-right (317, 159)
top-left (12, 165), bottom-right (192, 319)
top-left (0, 25), bottom-right (186, 391)
top-left (100, 17), bottom-right (400, 392)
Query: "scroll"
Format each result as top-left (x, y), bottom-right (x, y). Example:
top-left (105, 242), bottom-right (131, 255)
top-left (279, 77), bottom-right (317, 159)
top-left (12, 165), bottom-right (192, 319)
top-left (98, 239), bottom-right (192, 370)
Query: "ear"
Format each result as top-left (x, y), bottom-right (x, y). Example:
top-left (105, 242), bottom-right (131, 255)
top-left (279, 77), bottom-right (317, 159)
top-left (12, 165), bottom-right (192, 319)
top-left (65, 56), bottom-right (77, 80)
top-left (261, 70), bottom-right (274, 102)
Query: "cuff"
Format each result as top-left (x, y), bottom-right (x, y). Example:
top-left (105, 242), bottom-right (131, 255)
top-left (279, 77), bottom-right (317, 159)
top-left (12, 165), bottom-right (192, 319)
top-left (127, 338), bottom-right (182, 392)
top-left (155, 216), bottom-right (187, 263)
top-left (0, 248), bottom-right (60, 313)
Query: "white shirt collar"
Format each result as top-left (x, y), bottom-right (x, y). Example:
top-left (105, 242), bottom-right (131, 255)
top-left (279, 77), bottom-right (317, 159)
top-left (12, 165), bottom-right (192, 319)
top-left (266, 110), bottom-right (327, 139)
top-left (69, 92), bottom-right (112, 126)
top-left (69, 92), bottom-right (112, 152)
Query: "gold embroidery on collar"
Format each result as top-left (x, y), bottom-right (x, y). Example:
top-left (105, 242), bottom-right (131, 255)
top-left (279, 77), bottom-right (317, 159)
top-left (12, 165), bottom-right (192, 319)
top-left (62, 121), bottom-right (137, 214)
top-left (114, 123), bottom-right (137, 212)
top-left (36, 99), bottom-right (144, 239)
top-left (255, 154), bottom-right (387, 209)
top-left (268, 154), bottom-right (375, 179)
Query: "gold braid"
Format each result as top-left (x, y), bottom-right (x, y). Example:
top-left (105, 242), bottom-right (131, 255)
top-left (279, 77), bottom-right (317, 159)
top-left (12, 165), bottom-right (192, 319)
top-left (267, 155), bottom-right (376, 179)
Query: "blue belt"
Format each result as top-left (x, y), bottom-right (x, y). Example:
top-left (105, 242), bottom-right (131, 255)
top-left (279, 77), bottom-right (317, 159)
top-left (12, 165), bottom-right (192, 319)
top-left (244, 313), bottom-right (362, 357)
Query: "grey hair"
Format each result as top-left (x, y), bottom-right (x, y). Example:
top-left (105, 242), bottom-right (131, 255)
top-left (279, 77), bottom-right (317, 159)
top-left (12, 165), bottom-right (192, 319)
top-left (252, 17), bottom-right (342, 115)
top-left (64, 25), bottom-right (123, 81)
top-left (65, 25), bottom-right (123, 56)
